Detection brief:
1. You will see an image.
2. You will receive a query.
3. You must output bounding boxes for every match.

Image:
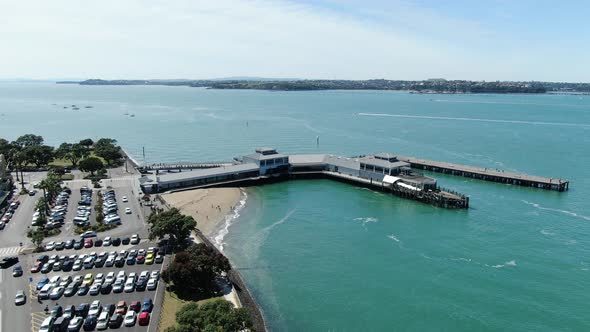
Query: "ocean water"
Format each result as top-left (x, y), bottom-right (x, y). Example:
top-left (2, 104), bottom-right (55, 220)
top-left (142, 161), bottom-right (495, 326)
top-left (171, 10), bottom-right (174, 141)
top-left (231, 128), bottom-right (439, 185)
top-left (1, 83), bottom-right (590, 331)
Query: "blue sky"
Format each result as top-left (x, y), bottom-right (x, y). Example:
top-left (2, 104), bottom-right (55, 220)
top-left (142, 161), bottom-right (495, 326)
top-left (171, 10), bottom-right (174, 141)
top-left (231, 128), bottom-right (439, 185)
top-left (0, 0), bottom-right (587, 81)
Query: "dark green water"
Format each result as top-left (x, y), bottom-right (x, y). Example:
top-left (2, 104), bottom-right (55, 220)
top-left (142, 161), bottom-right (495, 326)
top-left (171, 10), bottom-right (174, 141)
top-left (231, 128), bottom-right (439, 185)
top-left (1, 84), bottom-right (589, 331)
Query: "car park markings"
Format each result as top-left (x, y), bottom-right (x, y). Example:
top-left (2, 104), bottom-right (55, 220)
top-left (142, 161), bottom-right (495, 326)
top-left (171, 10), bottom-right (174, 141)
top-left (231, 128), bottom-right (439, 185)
top-left (0, 246), bottom-right (23, 257)
top-left (31, 312), bottom-right (46, 332)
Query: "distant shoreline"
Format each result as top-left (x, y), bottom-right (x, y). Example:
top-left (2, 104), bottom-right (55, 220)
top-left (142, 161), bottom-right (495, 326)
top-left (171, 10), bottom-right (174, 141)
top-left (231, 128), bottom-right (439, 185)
top-left (54, 78), bottom-right (590, 94)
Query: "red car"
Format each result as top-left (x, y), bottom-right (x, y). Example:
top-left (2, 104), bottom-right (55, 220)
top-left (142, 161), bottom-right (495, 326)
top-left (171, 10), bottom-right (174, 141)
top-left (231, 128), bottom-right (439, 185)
top-left (84, 238), bottom-right (93, 248)
top-left (138, 312), bottom-right (150, 326)
top-left (30, 261), bottom-right (42, 273)
top-left (129, 301), bottom-right (141, 313)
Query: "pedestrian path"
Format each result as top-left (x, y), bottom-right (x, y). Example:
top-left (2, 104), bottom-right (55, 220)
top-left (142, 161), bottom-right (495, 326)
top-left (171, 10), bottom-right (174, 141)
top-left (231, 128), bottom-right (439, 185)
top-left (0, 246), bottom-right (23, 257)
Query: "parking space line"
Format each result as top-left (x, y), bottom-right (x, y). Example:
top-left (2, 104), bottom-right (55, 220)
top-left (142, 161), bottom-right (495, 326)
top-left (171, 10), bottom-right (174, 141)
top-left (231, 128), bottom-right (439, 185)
top-left (31, 312), bottom-right (47, 332)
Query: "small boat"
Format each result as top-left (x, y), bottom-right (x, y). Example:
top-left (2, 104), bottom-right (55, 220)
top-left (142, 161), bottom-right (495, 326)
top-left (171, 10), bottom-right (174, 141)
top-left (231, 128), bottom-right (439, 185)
top-left (130, 114), bottom-right (135, 117)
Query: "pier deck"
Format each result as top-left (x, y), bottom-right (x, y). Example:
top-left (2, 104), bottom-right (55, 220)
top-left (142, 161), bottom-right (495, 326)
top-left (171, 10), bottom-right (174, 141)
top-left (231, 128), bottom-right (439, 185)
top-left (397, 156), bottom-right (569, 192)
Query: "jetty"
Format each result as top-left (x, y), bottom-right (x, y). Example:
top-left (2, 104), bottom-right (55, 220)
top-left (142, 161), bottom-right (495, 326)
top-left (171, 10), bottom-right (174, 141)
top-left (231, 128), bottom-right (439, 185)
top-left (397, 156), bottom-right (569, 192)
top-left (139, 149), bottom-right (469, 209)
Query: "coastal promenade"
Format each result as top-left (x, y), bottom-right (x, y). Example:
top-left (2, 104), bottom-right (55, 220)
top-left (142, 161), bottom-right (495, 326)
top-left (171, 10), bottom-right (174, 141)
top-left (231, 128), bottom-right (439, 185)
top-left (398, 156), bottom-right (569, 192)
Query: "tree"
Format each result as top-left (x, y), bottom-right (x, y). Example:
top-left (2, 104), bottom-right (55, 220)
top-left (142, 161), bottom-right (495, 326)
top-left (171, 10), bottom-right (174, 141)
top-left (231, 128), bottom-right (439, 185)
top-left (56, 143), bottom-right (88, 167)
top-left (162, 243), bottom-right (230, 292)
top-left (167, 299), bottom-right (252, 332)
top-left (79, 138), bottom-right (94, 149)
top-left (147, 208), bottom-right (196, 246)
top-left (79, 156), bottom-right (104, 176)
top-left (94, 138), bottom-right (122, 166)
top-left (38, 171), bottom-right (62, 214)
top-left (30, 229), bottom-right (45, 249)
top-left (14, 134), bottom-right (43, 149)
top-left (25, 145), bottom-right (55, 168)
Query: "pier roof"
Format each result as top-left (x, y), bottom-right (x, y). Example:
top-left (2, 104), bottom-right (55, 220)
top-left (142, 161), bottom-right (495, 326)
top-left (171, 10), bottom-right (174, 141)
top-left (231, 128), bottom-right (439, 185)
top-left (289, 154), bottom-right (327, 165)
top-left (150, 163), bottom-right (259, 184)
top-left (324, 155), bottom-right (360, 169)
top-left (359, 155), bottom-right (409, 169)
top-left (244, 151), bottom-right (287, 161)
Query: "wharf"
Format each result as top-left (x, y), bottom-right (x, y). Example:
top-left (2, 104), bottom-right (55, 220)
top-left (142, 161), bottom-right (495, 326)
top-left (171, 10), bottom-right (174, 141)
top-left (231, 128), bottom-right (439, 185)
top-left (397, 156), bottom-right (569, 192)
top-left (140, 162), bottom-right (232, 172)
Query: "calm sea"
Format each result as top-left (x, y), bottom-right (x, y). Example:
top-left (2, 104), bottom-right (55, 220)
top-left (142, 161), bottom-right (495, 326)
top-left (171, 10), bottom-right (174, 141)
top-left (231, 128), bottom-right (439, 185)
top-left (1, 83), bottom-right (589, 331)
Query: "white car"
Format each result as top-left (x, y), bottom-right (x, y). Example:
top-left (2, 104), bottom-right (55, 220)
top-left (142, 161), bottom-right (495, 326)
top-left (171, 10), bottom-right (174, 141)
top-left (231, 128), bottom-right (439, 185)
top-left (73, 260), bottom-right (83, 271)
top-left (96, 311), bottom-right (110, 330)
top-left (89, 283), bottom-right (101, 295)
top-left (15, 290), bottom-right (26, 305)
top-left (130, 234), bottom-right (140, 244)
top-left (49, 286), bottom-right (65, 300)
top-left (105, 271), bottom-right (115, 284)
top-left (89, 300), bottom-right (102, 317)
top-left (39, 317), bottom-right (55, 332)
top-left (125, 207), bottom-right (132, 214)
top-left (95, 273), bottom-right (104, 284)
top-left (124, 310), bottom-right (137, 327)
top-left (80, 231), bottom-right (97, 238)
top-left (103, 237), bottom-right (111, 246)
top-left (122, 196), bottom-right (128, 202)
top-left (150, 270), bottom-right (160, 280)
top-left (139, 270), bottom-right (150, 280)
top-left (147, 278), bottom-right (158, 291)
top-left (117, 270), bottom-right (126, 280)
top-left (49, 275), bottom-right (61, 285)
top-left (105, 255), bottom-right (116, 267)
top-left (45, 241), bottom-right (56, 251)
top-left (124, 278), bottom-right (135, 293)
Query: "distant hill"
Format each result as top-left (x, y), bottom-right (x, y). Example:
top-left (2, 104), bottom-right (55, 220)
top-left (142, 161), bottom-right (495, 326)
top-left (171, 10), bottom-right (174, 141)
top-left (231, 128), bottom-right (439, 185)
top-left (66, 78), bottom-right (590, 94)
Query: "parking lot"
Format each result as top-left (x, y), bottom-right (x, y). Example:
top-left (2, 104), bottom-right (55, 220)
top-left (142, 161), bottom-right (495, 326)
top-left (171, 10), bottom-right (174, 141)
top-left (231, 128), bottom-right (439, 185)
top-left (0, 169), bottom-right (167, 332)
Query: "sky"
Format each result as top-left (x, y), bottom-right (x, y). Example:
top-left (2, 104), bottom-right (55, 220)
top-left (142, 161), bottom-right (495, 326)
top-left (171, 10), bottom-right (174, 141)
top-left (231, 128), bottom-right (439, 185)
top-left (0, 0), bottom-right (588, 81)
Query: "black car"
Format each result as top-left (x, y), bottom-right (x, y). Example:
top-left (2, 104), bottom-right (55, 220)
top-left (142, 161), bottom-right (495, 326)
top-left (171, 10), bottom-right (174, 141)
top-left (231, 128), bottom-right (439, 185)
top-left (0, 256), bottom-right (19, 268)
top-left (103, 304), bottom-right (116, 316)
top-left (100, 282), bottom-right (113, 295)
top-left (108, 314), bottom-right (123, 329)
top-left (111, 237), bottom-right (121, 246)
top-left (62, 260), bottom-right (73, 272)
top-left (76, 303), bottom-right (90, 317)
top-left (121, 237), bottom-right (130, 245)
top-left (77, 285), bottom-right (90, 296)
top-left (12, 265), bottom-right (23, 277)
top-left (115, 257), bottom-right (125, 268)
top-left (83, 316), bottom-right (97, 331)
top-left (94, 257), bottom-right (106, 268)
top-left (51, 305), bottom-right (63, 318)
top-left (37, 255), bottom-right (49, 263)
top-left (126, 256), bottom-right (136, 265)
top-left (65, 240), bottom-right (74, 249)
top-left (74, 240), bottom-right (84, 250)
top-left (55, 242), bottom-right (66, 251)
top-left (135, 278), bottom-right (147, 291)
top-left (64, 285), bottom-right (78, 297)
top-left (94, 239), bottom-right (103, 247)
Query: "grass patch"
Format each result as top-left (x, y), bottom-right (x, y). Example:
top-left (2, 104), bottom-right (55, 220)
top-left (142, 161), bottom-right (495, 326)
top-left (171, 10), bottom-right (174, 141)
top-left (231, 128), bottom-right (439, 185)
top-left (158, 289), bottom-right (223, 332)
top-left (49, 158), bottom-right (73, 167)
top-left (61, 174), bottom-right (75, 181)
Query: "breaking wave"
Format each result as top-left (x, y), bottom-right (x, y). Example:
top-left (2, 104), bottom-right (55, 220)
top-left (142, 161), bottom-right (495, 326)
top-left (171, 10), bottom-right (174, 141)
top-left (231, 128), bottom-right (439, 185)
top-left (522, 200), bottom-right (590, 221)
top-left (213, 190), bottom-right (248, 252)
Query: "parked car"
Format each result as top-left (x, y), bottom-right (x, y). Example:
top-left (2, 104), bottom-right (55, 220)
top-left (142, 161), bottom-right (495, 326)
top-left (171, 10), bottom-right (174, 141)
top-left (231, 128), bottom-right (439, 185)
top-left (12, 265), bottom-right (23, 277)
top-left (138, 312), bottom-right (150, 326)
top-left (124, 311), bottom-right (137, 327)
top-left (108, 314), bottom-right (123, 329)
top-left (67, 316), bottom-right (84, 332)
top-left (129, 301), bottom-right (141, 313)
top-left (80, 231), bottom-right (97, 238)
top-left (88, 300), bottom-right (102, 317)
top-left (115, 301), bottom-right (127, 315)
top-left (130, 234), bottom-right (140, 244)
top-left (83, 316), bottom-right (97, 331)
top-left (75, 303), bottom-right (90, 317)
top-left (39, 317), bottom-right (55, 332)
top-left (96, 311), bottom-right (110, 330)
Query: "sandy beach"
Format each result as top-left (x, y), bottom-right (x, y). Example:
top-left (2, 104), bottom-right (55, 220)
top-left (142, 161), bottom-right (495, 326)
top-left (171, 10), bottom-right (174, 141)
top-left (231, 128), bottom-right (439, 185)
top-left (161, 187), bottom-right (243, 238)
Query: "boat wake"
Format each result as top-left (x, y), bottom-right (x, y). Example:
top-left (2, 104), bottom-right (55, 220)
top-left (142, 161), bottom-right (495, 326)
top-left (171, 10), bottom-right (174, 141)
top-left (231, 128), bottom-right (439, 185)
top-left (492, 260), bottom-right (517, 269)
top-left (387, 234), bottom-right (400, 242)
top-left (213, 190), bottom-right (248, 252)
top-left (358, 113), bottom-right (590, 128)
top-left (263, 209), bottom-right (297, 233)
top-left (522, 200), bottom-right (590, 221)
top-left (353, 217), bottom-right (378, 227)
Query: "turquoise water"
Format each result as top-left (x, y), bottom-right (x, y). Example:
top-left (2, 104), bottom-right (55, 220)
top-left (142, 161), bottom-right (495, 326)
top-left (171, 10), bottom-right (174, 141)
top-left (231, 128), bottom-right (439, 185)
top-left (1, 83), bottom-right (590, 331)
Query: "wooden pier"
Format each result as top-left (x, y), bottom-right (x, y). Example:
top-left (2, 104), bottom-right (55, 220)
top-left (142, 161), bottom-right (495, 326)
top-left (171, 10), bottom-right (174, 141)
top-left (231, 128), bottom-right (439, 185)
top-left (139, 162), bottom-right (232, 172)
top-left (397, 156), bottom-right (569, 192)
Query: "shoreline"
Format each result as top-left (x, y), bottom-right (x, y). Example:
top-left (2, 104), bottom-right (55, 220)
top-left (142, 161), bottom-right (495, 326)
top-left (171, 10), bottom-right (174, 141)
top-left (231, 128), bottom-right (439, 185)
top-left (161, 187), bottom-right (267, 331)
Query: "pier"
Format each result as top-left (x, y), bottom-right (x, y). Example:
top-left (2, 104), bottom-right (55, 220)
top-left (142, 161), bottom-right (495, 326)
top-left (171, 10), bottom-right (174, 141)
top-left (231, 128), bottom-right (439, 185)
top-left (139, 149), bottom-right (470, 209)
top-left (397, 156), bottom-right (569, 192)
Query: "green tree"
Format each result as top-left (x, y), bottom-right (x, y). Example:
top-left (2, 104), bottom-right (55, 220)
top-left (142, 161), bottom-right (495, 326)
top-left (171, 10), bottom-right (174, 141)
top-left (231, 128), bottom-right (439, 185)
top-left (161, 243), bottom-right (230, 292)
top-left (38, 171), bottom-right (62, 213)
top-left (79, 156), bottom-right (104, 176)
top-left (56, 143), bottom-right (88, 167)
top-left (147, 208), bottom-right (196, 246)
top-left (168, 299), bottom-right (252, 332)
top-left (30, 229), bottom-right (45, 249)
top-left (94, 138), bottom-right (122, 166)
top-left (14, 134), bottom-right (43, 149)
top-left (79, 138), bottom-right (94, 149)
top-left (25, 145), bottom-right (55, 168)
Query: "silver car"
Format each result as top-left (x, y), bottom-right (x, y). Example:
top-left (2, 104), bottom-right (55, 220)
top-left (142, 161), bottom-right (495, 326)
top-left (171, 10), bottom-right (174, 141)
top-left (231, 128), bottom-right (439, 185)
top-left (14, 290), bottom-right (26, 305)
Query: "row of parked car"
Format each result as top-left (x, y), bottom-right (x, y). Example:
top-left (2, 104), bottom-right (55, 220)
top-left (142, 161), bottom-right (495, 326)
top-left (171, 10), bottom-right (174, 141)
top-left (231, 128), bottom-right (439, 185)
top-left (39, 298), bottom-right (152, 331)
top-left (44, 233), bottom-right (141, 252)
top-left (32, 245), bottom-right (162, 274)
top-left (74, 187), bottom-right (93, 227)
top-left (36, 268), bottom-right (161, 301)
top-left (101, 189), bottom-right (127, 226)
top-left (0, 200), bottom-right (20, 229)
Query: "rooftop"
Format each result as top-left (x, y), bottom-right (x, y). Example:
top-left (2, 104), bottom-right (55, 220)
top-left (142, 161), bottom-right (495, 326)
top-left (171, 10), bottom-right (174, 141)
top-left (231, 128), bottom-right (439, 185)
top-left (148, 163), bottom-right (259, 184)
